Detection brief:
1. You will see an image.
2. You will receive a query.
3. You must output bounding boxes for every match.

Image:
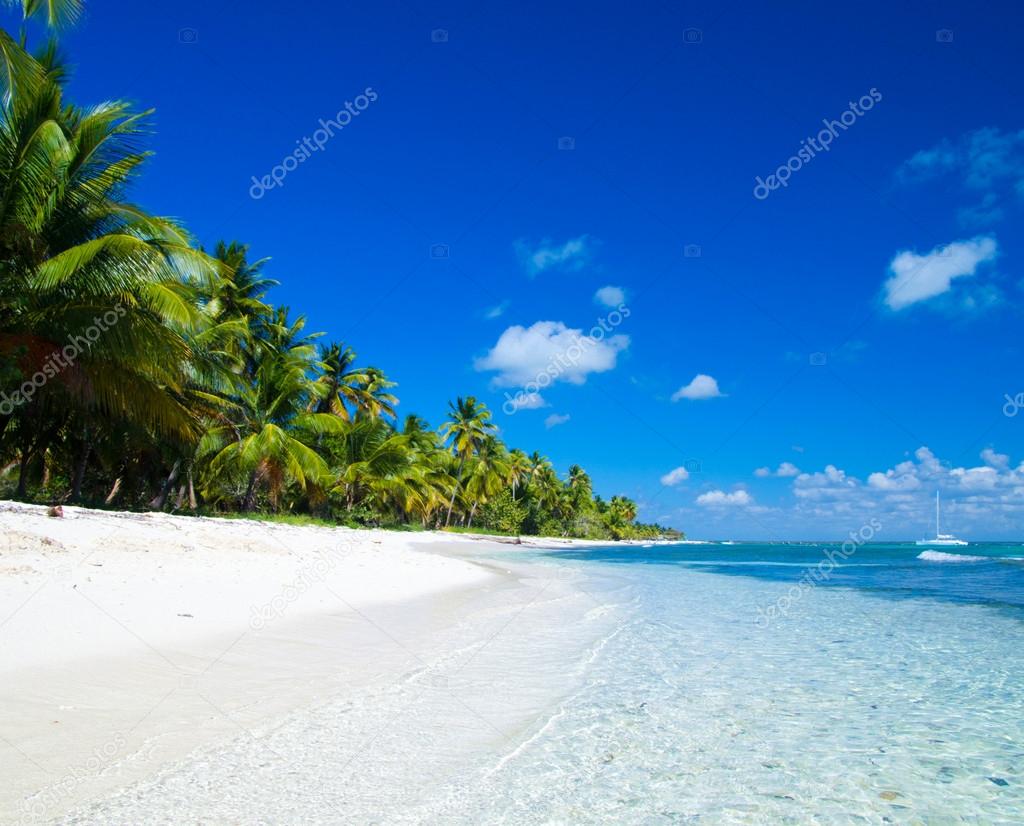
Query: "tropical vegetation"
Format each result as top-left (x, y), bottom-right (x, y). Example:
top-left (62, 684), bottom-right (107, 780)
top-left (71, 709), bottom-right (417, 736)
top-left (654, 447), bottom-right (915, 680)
top-left (0, 5), bottom-right (680, 541)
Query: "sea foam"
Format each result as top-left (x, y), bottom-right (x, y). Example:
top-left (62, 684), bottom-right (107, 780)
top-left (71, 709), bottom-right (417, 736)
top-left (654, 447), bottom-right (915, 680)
top-left (917, 550), bottom-right (989, 563)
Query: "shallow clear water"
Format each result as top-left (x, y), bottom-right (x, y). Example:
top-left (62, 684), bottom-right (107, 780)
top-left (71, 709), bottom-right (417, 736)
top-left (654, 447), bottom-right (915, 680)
top-left (409, 542), bottom-right (1024, 823)
top-left (59, 542), bottom-right (1024, 824)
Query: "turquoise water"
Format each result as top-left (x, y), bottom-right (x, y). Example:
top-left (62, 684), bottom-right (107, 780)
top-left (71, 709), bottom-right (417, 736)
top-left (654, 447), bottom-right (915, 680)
top-left (553, 541), bottom-right (1024, 613)
top-left (57, 541), bottom-right (1024, 824)
top-left (437, 541), bottom-right (1024, 823)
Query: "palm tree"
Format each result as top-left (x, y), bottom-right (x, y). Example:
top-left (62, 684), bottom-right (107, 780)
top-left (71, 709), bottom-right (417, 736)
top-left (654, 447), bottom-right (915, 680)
top-left (507, 448), bottom-right (531, 500)
top-left (462, 435), bottom-right (510, 526)
top-left (198, 311), bottom-right (340, 511)
top-left (0, 43), bottom-right (219, 498)
top-left (439, 396), bottom-right (496, 526)
top-left (352, 366), bottom-right (398, 421)
top-left (4, 0), bottom-right (82, 29)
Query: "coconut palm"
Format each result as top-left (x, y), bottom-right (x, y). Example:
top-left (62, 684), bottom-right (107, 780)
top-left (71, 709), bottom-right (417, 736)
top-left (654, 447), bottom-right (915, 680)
top-left (5, 0), bottom-right (83, 29)
top-left (0, 42), bottom-right (219, 497)
top-left (309, 342), bottom-right (369, 420)
top-left (462, 435), bottom-right (510, 526)
top-left (439, 396), bottom-right (496, 525)
top-left (507, 448), bottom-right (531, 500)
top-left (198, 311), bottom-right (339, 511)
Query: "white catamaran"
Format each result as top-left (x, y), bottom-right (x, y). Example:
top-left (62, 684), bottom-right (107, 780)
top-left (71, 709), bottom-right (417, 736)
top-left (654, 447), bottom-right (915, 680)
top-left (916, 491), bottom-right (968, 547)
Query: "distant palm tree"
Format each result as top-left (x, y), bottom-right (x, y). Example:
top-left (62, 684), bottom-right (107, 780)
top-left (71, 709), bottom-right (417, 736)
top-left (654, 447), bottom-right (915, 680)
top-left (439, 396), bottom-right (496, 525)
top-left (199, 312), bottom-right (340, 511)
top-left (310, 342), bottom-right (370, 421)
top-left (354, 366), bottom-right (398, 421)
top-left (507, 448), bottom-right (531, 500)
top-left (463, 435), bottom-right (510, 526)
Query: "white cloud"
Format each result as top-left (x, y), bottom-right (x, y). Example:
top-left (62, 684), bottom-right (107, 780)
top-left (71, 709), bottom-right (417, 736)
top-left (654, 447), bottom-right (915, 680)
top-left (484, 301), bottom-right (509, 319)
top-left (544, 413), bottom-right (570, 429)
top-left (793, 465), bottom-right (860, 500)
top-left (506, 392), bottom-right (547, 412)
top-left (756, 462), bottom-right (801, 478)
top-left (883, 236), bottom-right (998, 311)
top-left (868, 464), bottom-right (921, 491)
top-left (474, 320), bottom-right (630, 387)
top-left (660, 466), bottom-right (690, 486)
top-left (899, 127), bottom-right (1024, 193)
top-left (594, 285), bottom-right (625, 307)
top-left (981, 447), bottom-right (1010, 469)
top-left (515, 235), bottom-right (591, 276)
top-left (696, 489), bottom-right (753, 507)
top-left (671, 374), bottom-right (724, 401)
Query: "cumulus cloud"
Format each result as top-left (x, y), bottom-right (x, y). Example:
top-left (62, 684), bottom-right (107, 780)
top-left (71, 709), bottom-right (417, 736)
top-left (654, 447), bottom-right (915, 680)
top-left (474, 321), bottom-right (630, 388)
top-left (793, 465), bottom-right (860, 500)
top-left (506, 392), bottom-right (547, 412)
top-left (755, 462), bottom-right (801, 478)
top-left (981, 448), bottom-right (1010, 470)
top-left (515, 235), bottom-right (592, 276)
top-left (696, 489), bottom-right (753, 507)
top-left (882, 236), bottom-right (997, 311)
top-left (671, 374), bottom-right (725, 401)
top-left (594, 285), bottom-right (625, 307)
top-left (660, 466), bottom-right (690, 486)
top-left (868, 462), bottom-right (922, 491)
top-left (544, 413), bottom-right (570, 429)
top-left (693, 445), bottom-right (1024, 538)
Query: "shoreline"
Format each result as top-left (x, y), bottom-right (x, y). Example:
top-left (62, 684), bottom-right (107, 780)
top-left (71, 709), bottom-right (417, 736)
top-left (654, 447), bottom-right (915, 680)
top-left (0, 501), bottom-right (623, 823)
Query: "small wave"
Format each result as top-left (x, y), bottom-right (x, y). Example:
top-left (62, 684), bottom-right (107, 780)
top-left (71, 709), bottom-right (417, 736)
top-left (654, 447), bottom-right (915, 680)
top-left (917, 550), bottom-right (990, 563)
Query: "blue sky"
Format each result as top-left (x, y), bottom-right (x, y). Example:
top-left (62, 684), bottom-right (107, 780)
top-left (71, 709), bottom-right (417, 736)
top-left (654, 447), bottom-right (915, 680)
top-left (31, 0), bottom-right (1024, 539)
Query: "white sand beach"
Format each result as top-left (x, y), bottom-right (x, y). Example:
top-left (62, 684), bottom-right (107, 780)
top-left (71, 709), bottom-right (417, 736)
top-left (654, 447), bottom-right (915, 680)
top-left (0, 502), bottom-right (622, 824)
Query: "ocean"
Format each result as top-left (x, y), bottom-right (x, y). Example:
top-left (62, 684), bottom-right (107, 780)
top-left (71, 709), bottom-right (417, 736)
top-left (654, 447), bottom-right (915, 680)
top-left (435, 540), bottom-right (1024, 823)
top-left (59, 541), bottom-right (1024, 824)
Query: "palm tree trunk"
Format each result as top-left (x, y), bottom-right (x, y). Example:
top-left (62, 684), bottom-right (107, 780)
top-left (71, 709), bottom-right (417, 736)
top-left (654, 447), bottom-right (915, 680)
top-left (70, 429), bottom-right (92, 502)
top-left (467, 501), bottom-right (477, 528)
top-left (242, 469), bottom-right (260, 512)
top-left (444, 456), bottom-right (466, 527)
top-left (16, 447), bottom-right (31, 499)
top-left (187, 470), bottom-right (197, 510)
top-left (150, 459), bottom-right (181, 510)
top-left (105, 477), bottom-right (122, 505)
